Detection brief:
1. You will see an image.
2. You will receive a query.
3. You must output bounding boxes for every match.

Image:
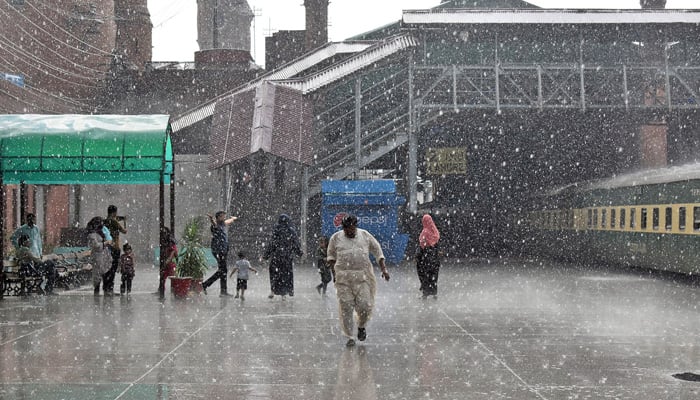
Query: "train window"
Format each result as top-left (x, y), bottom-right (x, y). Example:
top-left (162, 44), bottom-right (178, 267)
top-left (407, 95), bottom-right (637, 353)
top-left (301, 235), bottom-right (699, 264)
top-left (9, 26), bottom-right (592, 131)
top-left (610, 209), bottom-right (616, 229)
top-left (679, 207), bottom-right (686, 230)
top-left (694, 207), bottom-right (700, 231)
top-left (641, 208), bottom-right (647, 229)
top-left (652, 208), bottom-right (659, 230)
top-left (587, 209), bottom-right (593, 228)
top-left (593, 209), bottom-right (598, 229)
top-left (619, 209), bottom-right (626, 229)
top-left (601, 209), bottom-right (607, 229)
top-left (665, 207), bottom-right (672, 231)
top-left (630, 208), bottom-right (636, 229)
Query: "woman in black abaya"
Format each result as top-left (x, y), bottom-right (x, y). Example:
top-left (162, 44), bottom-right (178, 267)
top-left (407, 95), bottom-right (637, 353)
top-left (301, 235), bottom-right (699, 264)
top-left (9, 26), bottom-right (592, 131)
top-left (263, 214), bottom-right (303, 299)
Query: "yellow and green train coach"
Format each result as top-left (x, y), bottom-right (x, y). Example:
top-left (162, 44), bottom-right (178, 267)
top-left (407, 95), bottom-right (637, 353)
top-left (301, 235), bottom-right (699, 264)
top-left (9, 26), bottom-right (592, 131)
top-left (520, 163), bottom-right (700, 275)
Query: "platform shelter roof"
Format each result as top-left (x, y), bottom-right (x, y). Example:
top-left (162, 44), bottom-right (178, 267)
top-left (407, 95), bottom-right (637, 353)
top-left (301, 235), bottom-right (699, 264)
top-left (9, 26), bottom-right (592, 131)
top-left (0, 114), bottom-right (173, 185)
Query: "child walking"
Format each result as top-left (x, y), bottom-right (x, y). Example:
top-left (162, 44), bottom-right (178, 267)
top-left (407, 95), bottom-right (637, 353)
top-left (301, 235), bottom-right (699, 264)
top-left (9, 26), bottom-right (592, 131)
top-left (119, 243), bottom-right (135, 295)
top-left (315, 236), bottom-right (333, 295)
top-left (230, 252), bottom-right (257, 300)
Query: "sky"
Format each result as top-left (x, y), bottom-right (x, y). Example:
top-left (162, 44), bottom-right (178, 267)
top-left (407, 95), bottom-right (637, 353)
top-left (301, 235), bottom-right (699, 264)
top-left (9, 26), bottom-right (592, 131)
top-left (147, 0), bottom-right (700, 65)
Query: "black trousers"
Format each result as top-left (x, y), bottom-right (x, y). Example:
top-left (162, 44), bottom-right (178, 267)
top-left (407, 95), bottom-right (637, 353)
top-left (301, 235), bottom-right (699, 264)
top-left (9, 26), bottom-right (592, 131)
top-left (103, 247), bottom-right (120, 292)
top-left (120, 275), bottom-right (133, 293)
top-left (202, 252), bottom-right (228, 294)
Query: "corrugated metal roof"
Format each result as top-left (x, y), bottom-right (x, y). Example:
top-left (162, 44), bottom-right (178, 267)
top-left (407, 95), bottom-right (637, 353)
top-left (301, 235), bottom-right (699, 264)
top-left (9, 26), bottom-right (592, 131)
top-left (403, 9), bottom-right (700, 25)
top-left (170, 42), bottom-right (374, 132)
top-left (276, 34), bottom-right (417, 94)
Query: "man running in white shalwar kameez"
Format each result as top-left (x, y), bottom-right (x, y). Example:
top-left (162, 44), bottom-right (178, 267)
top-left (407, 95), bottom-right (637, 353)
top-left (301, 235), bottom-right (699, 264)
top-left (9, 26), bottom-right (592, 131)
top-left (327, 214), bottom-right (390, 346)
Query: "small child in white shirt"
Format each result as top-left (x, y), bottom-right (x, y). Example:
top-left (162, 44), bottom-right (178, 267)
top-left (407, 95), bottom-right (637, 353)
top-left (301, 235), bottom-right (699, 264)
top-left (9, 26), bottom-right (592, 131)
top-left (229, 252), bottom-right (257, 300)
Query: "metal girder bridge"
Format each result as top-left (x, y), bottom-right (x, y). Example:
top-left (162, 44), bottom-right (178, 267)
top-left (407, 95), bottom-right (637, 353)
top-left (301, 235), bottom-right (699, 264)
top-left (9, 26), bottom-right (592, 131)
top-left (411, 63), bottom-right (700, 113)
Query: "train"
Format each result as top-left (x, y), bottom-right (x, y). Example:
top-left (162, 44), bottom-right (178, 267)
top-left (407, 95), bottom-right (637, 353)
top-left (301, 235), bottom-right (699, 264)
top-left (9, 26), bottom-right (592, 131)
top-left (517, 162), bottom-right (700, 275)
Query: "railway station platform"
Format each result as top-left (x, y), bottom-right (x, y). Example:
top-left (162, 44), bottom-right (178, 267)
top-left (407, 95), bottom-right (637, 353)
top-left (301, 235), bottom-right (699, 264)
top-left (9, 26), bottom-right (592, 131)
top-left (0, 258), bottom-right (699, 399)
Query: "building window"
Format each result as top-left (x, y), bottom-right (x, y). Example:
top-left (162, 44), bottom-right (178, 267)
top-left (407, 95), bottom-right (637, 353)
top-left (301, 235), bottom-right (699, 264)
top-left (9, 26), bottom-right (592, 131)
top-left (601, 209), bottom-right (607, 229)
top-left (694, 207), bottom-right (700, 231)
top-left (652, 208), bottom-right (659, 230)
top-left (679, 207), bottom-right (686, 231)
top-left (630, 208), bottom-right (636, 229)
top-left (665, 207), bottom-right (672, 231)
top-left (641, 208), bottom-right (648, 230)
top-left (610, 209), bottom-right (616, 229)
top-left (587, 209), bottom-right (593, 229)
top-left (593, 209), bottom-right (599, 229)
top-left (619, 208), bottom-right (626, 229)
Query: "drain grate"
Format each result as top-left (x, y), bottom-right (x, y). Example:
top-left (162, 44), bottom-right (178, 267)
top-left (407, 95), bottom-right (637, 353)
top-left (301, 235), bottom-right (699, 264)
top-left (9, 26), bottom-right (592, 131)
top-left (672, 372), bottom-right (700, 382)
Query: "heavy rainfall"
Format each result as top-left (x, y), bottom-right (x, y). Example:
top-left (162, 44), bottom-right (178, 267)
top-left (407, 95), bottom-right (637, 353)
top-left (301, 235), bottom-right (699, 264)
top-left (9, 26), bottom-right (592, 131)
top-left (1, 0), bottom-right (700, 399)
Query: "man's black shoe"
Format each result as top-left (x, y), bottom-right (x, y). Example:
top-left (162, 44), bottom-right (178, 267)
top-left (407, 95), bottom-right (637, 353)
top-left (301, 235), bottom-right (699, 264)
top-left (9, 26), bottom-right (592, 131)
top-left (357, 328), bottom-right (366, 341)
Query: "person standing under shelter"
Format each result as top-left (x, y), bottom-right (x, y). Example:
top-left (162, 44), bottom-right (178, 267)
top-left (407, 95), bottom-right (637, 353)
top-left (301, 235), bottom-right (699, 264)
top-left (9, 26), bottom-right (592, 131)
top-left (11, 213), bottom-right (42, 258)
top-left (202, 211), bottom-right (237, 296)
top-left (86, 217), bottom-right (112, 296)
top-left (263, 214), bottom-right (303, 299)
top-left (416, 214), bottom-right (441, 299)
top-left (103, 205), bottom-right (127, 295)
top-left (327, 214), bottom-right (390, 346)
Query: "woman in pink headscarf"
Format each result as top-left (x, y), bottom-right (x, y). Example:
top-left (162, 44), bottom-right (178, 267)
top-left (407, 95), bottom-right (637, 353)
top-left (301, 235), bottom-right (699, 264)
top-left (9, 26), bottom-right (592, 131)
top-left (416, 214), bottom-right (441, 299)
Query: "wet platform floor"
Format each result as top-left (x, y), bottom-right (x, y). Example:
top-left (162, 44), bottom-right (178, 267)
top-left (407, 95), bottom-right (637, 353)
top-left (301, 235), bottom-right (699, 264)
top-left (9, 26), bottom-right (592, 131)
top-left (1, 258), bottom-right (699, 399)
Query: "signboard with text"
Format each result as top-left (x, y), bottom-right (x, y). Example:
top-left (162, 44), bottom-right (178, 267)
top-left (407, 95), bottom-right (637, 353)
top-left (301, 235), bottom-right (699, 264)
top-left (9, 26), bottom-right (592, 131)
top-left (425, 147), bottom-right (467, 175)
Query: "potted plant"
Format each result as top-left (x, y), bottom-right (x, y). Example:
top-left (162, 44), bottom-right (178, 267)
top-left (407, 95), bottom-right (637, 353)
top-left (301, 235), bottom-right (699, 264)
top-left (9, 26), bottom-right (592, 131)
top-left (175, 217), bottom-right (209, 295)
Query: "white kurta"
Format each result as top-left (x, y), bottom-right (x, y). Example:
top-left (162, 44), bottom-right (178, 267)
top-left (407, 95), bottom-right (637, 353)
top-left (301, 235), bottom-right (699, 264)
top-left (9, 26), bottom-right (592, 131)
top-left (87, 233), bottom-right (111, 285)
top-left (327, 228), bottom-right (385, 339)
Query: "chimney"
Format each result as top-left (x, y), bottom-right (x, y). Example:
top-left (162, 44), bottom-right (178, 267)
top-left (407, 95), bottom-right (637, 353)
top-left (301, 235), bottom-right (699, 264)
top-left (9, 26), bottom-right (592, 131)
top-left (196, 0), bottom-right (254, 70)
top-left (198, 0), bottom-right (253, 51)
top-left (640, 0), bottom-right (666, 8)
top-left (113, 0), bottom-right (152, 70)
top-left (304, 0), bottom-right (329, 52)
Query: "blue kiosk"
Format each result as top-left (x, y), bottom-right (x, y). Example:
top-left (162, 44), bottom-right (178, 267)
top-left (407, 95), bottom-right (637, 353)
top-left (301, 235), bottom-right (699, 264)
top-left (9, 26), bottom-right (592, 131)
top-left (321, 180), bottom-right (409, 264)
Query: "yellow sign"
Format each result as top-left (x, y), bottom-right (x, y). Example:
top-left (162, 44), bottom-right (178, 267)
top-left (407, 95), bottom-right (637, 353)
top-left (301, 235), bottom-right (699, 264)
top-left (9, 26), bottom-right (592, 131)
top-left (425, 147), bottom-right (467, 175)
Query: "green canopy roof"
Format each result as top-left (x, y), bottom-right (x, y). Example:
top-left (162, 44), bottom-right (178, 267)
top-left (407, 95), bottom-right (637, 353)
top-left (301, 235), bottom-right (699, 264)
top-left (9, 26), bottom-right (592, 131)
top-left (0, 114), bottom-right (173, 185)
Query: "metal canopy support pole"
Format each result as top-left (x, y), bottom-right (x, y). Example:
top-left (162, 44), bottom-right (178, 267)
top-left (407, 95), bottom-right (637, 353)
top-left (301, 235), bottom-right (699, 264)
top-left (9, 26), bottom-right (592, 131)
top-left (170, 166), bottom-right (175, 235)
top-left (623, 64), bottom-right (629, 111)
top-left (158, 137), bottom-right (166, 297)
top-left (408, 52), bottom-right (418, 214)
top-left (537, 65), bottom-right (543, 111)
top-left (19, 180), bottom-right (26, 225)
top-left (580, 36), bottom-right (586, 112)
top-left (0, 171), bottom-right (4, 300)
top-left (355, 78), bottom-right (362, 173)
top-left (452, 65), bottom-right (458, 110)
top-left (300, 165), bottom-right (309, 259)
top-left (665, 43), bottom-right (672, 111)
top-left (494, 34), bottom-right (501, 114)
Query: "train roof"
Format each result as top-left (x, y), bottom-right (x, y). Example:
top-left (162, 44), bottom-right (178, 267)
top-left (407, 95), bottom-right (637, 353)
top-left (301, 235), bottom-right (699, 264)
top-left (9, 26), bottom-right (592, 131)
top-left (547, 162), bottom-right (700, 196)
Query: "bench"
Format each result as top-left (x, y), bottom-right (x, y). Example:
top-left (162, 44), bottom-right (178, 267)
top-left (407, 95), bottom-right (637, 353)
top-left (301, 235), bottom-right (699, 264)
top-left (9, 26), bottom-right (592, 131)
top-left (2, 247), bottom-right (92, 295)
top-left (3, 261), bottom-right (45, 296)
top-left (52, 247), bottom-right (92, 289)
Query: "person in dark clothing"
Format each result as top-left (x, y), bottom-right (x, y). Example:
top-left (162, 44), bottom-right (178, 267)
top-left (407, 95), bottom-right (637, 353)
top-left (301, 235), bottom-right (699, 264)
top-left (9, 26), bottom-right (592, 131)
top-left (119, 243), bottom-right (135, 295)
top-left (416, 214), bottom-right (441, 299)
top-left (103, 205), bottom-right (127, 295)
top-left (263, 214), bottom-right (303, 299)
top-left (315, 236), bottom-right (332, 295)
top-left (202, 211), bottom-right (238, 296)
top-left (157, 227), bottom-right (178, 298)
